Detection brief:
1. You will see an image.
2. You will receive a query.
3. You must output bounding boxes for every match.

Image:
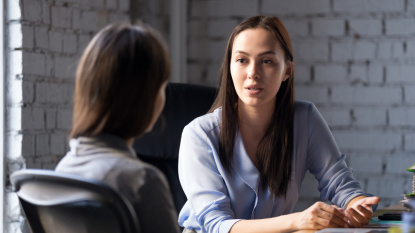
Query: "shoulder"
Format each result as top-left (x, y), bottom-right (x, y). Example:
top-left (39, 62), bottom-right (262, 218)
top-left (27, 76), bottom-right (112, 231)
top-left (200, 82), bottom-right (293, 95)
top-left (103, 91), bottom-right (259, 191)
top-left (294, 99), bottom-right (317, 120)
top-left (57, 152), bottom-right (169, 194)
top-left (107, 158), bottom-right (171, 197)
top-left (115, 157), bottom-right (166, 183)
top-left (183, 107), bottom-right (221, 136)
top-left (295, 99), bottom-right (315, 113)
top-left (293, 100), bottom-right (325, 136)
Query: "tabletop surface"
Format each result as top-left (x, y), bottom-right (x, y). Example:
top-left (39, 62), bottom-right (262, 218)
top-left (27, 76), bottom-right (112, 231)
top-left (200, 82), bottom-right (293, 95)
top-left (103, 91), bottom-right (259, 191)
top-left (293, 203), bottom-right (407, 233)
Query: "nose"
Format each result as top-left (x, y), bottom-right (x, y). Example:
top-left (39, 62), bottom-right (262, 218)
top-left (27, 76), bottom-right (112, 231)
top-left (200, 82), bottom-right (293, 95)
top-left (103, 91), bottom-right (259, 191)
top-left (248, 62), bottom-right (260, 79)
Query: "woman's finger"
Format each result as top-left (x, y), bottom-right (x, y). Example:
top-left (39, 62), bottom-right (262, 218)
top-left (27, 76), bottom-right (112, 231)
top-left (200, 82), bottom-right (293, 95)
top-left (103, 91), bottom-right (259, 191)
top-left (312, 203), bottom-right (348, 228)
top-left (332, 205), bottom-right (344, 213)
top-left (320, 211), bottom-right (349, 228)
top-left (346, 208), bottom-right (363, 228)
top-left (320, 203), bottom-right (346, 219)
top-left (349, 205), bottom-right (371, 225)
top-left (357, 205), bottom-right (373, 221)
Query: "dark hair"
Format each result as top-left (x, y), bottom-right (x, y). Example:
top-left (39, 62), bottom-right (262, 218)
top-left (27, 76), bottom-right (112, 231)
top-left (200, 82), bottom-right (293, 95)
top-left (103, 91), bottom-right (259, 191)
top-left (71, 23), bottom-right (170, 140)
top-left (209, 16), bottom-right (295, 198)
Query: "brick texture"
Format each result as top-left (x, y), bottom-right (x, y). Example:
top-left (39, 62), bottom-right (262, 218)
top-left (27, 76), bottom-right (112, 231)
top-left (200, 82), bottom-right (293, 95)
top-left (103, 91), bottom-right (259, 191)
top-left (5, 0), bottom-right (415, 231)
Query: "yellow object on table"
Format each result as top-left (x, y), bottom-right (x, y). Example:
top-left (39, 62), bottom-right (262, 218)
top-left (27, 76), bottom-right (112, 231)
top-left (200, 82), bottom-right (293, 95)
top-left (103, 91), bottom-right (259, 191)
top-left (388, 226), bottom-right (402, 233)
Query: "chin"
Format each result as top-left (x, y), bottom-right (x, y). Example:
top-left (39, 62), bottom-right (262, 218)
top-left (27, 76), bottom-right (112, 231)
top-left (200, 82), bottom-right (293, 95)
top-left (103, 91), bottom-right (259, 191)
top-left (243, 100), bottom-right (262, 107)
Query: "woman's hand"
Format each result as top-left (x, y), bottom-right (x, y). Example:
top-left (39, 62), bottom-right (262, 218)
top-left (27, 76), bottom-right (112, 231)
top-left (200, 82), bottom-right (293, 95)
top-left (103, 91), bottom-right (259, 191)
top-left (230, 201), bottom-right (351, 233)
top-left (345, 196), bottom-right (381, 227)
top-left (295, 202), bottom-right (350, 230)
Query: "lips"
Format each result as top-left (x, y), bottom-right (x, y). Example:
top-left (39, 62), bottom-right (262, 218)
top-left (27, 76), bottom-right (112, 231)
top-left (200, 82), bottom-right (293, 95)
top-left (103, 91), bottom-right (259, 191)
top-left (245, 85), bottom-right (263, 95)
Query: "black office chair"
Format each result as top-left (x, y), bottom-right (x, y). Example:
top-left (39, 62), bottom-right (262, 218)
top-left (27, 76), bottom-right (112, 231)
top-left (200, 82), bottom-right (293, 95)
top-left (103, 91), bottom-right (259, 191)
top-left (134, 83), bottom-right (217, 213)
top-left (10, 169), bottom-right (140, 233)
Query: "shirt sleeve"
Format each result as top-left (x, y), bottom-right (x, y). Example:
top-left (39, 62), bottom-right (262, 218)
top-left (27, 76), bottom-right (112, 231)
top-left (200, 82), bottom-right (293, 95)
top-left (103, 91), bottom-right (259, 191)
top-left (178, 122), bottom-right (241, 233)
top-left (305, 103), bottom-right (373, 209)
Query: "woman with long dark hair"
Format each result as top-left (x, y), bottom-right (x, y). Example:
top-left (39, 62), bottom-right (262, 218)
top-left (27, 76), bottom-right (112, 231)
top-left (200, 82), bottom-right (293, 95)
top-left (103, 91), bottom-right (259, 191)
top-left (56, 23), bottom-right (180, 233)
top-left (178, 16), bottom-right (380, 233)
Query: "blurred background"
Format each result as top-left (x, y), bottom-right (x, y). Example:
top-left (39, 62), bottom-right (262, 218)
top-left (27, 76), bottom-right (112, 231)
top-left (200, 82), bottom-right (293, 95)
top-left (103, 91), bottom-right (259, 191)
top-left (4, 0), bottom-right (415, 231)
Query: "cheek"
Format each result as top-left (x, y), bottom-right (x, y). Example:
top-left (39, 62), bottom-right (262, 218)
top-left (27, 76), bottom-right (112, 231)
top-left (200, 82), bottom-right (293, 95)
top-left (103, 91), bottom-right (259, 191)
top-left (230, 64), bottom-right (243, 83)
top-left (158, 92), bottom-right (165, 114)
top-left (268, 67), bottom-right (285, 81)
top-left (230, 63), bottom-right (237, 78)
top-left (154, 88), bottom-right (166, 118)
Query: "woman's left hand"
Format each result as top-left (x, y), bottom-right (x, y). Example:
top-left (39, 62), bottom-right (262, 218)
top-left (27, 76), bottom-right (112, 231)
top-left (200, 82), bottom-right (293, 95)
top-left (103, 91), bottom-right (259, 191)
top-left (345, 196), bottom-right (381, 227)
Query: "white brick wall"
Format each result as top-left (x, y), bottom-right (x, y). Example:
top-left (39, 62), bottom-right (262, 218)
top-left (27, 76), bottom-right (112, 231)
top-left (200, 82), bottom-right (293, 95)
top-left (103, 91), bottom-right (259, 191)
top-left (333, 131), bottom-right (401, 151)
top-left (314, 65), bottom-right (347, 83)
top-left (331, 87), bottom-right (402, 105)
top-left (319, 108), bottom-right (350, 127)
top-left (187, 0), bottom-right (415, 210)
top-left (385, 155), bottom-right (415, 174)
top-left (333, 0), bottom-right (405, 13)
top-left (369, 176), bottom-right (407, 199)
top-left (295, 86), bottom-right (329, 104)
top-left (191, 0), bottom-right (258, 18)
top-left (284, 20), bottom-right (308, 37)
top-left (297, 39), bottom-right (329, 62)
top-left (368, 64), bottom-right (384, 84)
top-left (353, 108), bottom-right (387, 126)
top-left (332, 41), bottom-right (376, 62)
top-left (405, 133), bottom-right (415, 151)
top-left (349, 154), bottom-right (383, 174)
top-left (294, 65), bottom-right (310, 83)
top-left (349, 19), bottom-right (382, 36)
top-left (386, 65), bottom-right (415, 83)
top-left (389, 108), bottom-right (415, 127)
top-left (407, 40), bottom-right (415, 58)
top-left (386, 18), bottom-right (415, 36)
top-left (6, 0), bottom-right (415, 230)
top-left (51, 6), bottom-right (72, 28)
top-left (312, 19), bottom-right (344, 36)
top-left (263, 0), bottom-right (330, 15)
top-left (406, 86), bottom-right (415, 103)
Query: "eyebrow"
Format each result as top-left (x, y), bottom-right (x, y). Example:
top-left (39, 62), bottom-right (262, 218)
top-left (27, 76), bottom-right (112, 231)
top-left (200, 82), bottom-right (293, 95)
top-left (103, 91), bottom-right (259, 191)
top-left (233, 50), bottom-right (277, 56)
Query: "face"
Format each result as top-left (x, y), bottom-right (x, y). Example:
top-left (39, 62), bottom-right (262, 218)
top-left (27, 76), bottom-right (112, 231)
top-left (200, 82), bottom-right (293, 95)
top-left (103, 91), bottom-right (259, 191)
top-left (145, 80), bottom-right (168, 133)
top-left (230, 28), bottom-right (290, 110)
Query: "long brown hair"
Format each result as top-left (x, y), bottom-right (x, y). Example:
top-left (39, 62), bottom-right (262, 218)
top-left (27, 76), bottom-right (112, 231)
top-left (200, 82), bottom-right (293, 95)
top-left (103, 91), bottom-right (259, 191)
top-left (209, 16), bottom-right (295, 198)
top-left (71, 23), bottom-right (170, 140)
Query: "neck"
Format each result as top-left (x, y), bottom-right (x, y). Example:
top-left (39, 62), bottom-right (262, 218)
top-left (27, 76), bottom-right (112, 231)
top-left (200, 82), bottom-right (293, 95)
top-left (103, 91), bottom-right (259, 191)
top-left (238, 100), bottom-right (275, 130)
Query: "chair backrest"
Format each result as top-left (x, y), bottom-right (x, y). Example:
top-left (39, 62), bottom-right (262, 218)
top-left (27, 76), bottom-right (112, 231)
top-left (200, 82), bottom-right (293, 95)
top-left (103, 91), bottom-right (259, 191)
top-left (11, 169), bottom-right (140, 233)
top-left (134, 83), bottom-right (217, 213)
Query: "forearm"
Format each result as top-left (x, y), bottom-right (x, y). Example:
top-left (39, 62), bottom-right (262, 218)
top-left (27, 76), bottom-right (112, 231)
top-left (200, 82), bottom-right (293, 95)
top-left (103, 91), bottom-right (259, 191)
top-left (229, 213), bottom-right (299, 233)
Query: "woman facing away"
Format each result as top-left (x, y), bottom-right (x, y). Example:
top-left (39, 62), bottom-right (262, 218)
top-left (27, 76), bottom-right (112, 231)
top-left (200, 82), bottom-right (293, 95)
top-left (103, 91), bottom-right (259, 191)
top-left (178, 15), bottom-right (381, 233)
top-left (55, 23), bottom-right (180, 233)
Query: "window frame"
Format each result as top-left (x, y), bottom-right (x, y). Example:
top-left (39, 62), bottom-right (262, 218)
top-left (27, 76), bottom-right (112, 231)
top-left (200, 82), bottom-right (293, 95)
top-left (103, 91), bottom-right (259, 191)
top-left (0, 0), bottom-right (5, 231)
top-left (170, 0), bottom-right (187, 83)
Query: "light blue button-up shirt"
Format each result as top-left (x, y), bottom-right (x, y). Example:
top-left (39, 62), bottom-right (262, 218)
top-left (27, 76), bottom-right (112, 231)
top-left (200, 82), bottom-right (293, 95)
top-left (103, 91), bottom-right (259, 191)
top-left (178, 100), bottom-right (372, 233)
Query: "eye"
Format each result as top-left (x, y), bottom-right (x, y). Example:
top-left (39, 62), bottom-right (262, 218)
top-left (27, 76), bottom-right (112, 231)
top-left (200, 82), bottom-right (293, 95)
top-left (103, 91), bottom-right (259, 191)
top-left (262, 59), bottom-right (273, 64)
top-left (236, 58), bottom-right (246, 63)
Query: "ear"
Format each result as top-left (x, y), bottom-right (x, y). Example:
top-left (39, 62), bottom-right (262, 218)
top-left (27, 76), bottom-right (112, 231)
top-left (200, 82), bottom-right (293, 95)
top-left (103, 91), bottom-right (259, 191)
top-left (283, 62), bottom-right (292, 81)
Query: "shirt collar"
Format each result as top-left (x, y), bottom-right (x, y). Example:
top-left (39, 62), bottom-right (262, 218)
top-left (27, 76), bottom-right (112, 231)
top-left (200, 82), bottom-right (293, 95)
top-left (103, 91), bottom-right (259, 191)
top-left (69, 134), bottom-right (137, 159)
top-left (231, 129), bottom-right (260, 194)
